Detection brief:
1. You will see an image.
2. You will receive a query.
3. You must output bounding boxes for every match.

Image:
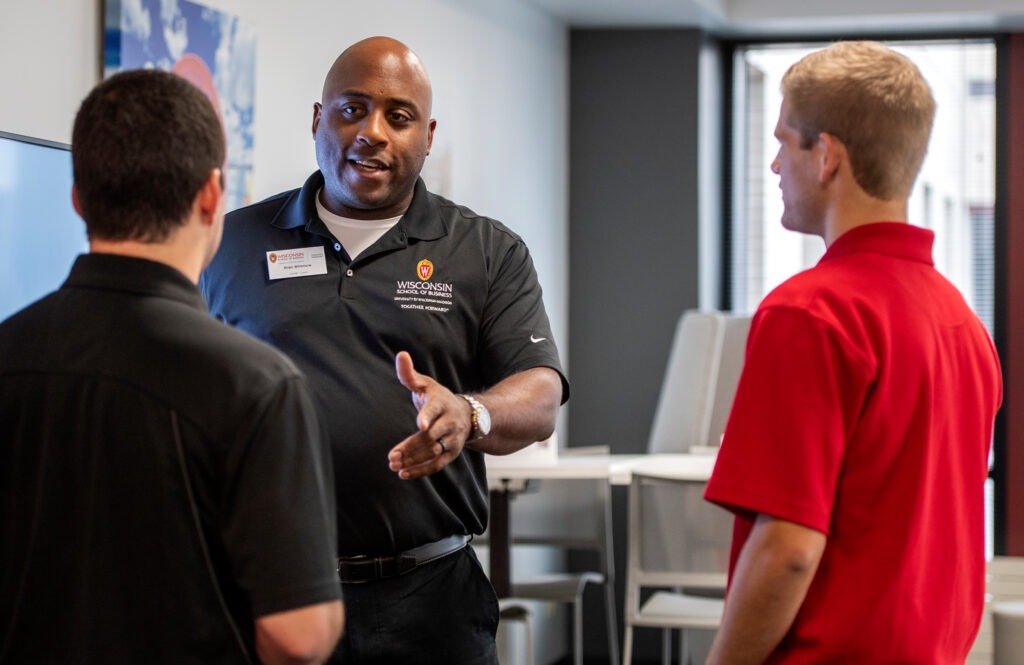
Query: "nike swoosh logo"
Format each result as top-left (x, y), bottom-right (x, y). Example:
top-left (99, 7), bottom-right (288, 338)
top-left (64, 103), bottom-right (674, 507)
top-left (530, 335), bottom-right (547, 343)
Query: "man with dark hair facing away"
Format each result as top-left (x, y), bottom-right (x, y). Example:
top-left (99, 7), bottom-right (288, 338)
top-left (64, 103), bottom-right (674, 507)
top-left (0, 69), bottom-right (344, 664)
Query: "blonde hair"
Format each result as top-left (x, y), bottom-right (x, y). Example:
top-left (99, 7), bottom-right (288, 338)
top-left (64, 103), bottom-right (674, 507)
top-left (781, 41), bottom-right (936, 200)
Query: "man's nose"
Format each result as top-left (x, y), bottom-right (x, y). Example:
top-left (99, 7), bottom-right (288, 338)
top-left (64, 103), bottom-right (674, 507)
top-left (358, 111), bottom-right (388, 145)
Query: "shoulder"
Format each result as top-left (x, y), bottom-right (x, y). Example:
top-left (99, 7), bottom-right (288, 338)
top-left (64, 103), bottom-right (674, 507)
top-left (754, 263), bottom-right (882, 374)
top-left (206, 185), bottom-right (308, 288)
top-left (225, 187), bottom-right (302, 229)
top-left (223, 170), bottom-right (326, 236)
top-left (162, 305), bottom-right (305, 397)
top-left (761, 258), bottom-right (865, 318)
top-left (0, 294), bottom-right (56, 351)
top-left (428, 190), bottom-right (525, 244)
top-left (201, 313), bottom-right (301, 376)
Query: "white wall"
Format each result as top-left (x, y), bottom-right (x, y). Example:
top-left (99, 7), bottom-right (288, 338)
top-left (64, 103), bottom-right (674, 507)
top-left (0, 0), bottom-right (570, 390)
top-left (0, 0), bottom-right (101, 142)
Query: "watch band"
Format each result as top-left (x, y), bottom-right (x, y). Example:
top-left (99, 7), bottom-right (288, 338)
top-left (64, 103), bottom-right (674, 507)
top-left (461, 394), bottom-right (490, 441)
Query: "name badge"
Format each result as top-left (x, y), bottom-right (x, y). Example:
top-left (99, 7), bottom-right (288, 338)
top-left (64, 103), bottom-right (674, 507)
top-left (266, 246), bottom-right (328, 280)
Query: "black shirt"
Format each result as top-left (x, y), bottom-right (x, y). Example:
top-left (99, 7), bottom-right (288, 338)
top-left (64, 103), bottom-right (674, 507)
top-left (201, 173), bottom-right (568, 556)
top-left (0, 254), bottom-right (340, 663)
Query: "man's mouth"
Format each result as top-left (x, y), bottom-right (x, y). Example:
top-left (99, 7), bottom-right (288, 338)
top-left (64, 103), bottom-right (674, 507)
top-left (351, 159), bottom-right (389, 172)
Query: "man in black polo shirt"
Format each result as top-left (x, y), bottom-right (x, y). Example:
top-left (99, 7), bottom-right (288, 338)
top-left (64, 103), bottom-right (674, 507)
top-left (0, 70), bottom-right (343, 664)
top-left (201, 36), bottom-right (567, 664)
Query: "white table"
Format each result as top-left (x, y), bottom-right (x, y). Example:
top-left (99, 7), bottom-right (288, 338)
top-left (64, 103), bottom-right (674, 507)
top-left (483, 450), bottom-right (717, 596)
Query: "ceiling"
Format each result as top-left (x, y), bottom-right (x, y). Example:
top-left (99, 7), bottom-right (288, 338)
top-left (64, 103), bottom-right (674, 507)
top-left (514, 0), bottom-right (1024, 36)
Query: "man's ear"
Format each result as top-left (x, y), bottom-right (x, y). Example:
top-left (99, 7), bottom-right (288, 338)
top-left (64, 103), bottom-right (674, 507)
top-left (425, 118), bottom-right (436, 156)
top-left (817, 132), bottom-right (844, 184)
top-left (312, 102), bottom-right (323, 139)
top-left (71, 185), bottom-right (83, 217)
top-left (196, 169), bottom-right (223, 226)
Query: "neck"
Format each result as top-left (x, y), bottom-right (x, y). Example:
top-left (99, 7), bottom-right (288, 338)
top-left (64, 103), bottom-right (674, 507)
top-left (822, 183), bottom-right (908, 247)
top-left (89, 227), bottom-right (208, 284)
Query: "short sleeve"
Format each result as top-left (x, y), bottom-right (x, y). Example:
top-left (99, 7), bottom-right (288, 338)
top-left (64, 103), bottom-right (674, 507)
top-left (222, 376), bottom-right (341, 617)
top-left (704, 306), bottom-right (874, 534)
top-left (479, 238), bottom-right (568, 402)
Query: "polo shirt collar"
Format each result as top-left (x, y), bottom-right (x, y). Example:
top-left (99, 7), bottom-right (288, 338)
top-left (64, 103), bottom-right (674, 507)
top-left (821, 222), bottom-right (935, 267)
top-left (398, 178), bottom-right (448, 242)
top-left (274, 171), bottom-right (448, 244)
top-left (63, 253), bottom-right (207, 311)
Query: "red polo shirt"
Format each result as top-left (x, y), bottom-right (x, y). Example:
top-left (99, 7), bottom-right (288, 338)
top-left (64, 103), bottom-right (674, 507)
top-left (706, 222), bottom-right (1002, 663)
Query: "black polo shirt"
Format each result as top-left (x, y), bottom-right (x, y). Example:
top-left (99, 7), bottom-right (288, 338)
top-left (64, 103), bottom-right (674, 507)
top-left (0, 254), bottom-right (340, 663)
top-left (201, 172), bottom-right (568, 556)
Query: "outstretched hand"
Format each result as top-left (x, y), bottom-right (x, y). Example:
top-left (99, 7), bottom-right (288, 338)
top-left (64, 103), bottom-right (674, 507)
top-left (388, 351), bottom-right (474, 480)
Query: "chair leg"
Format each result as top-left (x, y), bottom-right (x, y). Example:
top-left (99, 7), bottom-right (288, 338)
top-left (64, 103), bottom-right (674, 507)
top-left (605, 582), bottom-right (621, 665)
top-left (498, 602), bottom-right (534, 665)
top-left (523, 615), bottom-right (534, 665)
top-left (574, 599), bottom-right (584, 665)
top-left (622, 626), bottom-right (635, 665)
top-left (681, 627), bottom-right (690, 665)
top-left (661, 628), bottom-right (672, 665)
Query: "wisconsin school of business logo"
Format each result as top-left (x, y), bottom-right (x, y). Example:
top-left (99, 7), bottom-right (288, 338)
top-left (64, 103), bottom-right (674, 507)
top-left (268, 252), bottom-right (278, 263)
top-left (417, 259), bottom-right (434, 281)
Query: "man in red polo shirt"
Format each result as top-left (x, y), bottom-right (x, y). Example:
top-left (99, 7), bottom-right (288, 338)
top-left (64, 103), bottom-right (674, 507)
top-left (704, 41), bottom-right (1002, 664)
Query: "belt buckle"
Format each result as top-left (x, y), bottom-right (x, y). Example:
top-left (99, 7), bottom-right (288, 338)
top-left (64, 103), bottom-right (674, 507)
top-left (337, 555), bottom-right (374, 584)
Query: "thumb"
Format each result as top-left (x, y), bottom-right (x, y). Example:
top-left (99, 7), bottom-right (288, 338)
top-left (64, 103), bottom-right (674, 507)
top-left (395, 351), bottom-right (421, 391)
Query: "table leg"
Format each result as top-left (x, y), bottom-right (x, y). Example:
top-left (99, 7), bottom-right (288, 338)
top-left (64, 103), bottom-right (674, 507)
top-left (488, 483), bottom-right (511, 598)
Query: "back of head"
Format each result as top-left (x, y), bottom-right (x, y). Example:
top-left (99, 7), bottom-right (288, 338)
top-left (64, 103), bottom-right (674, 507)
top-left (72, 69), bottom-right (225, 243)
top-left (781, 41), bottom-right (936, 200)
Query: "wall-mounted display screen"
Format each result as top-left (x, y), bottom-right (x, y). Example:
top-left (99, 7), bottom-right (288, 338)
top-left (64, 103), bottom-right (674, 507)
top-left (0, 131), bottom-right (87, 322)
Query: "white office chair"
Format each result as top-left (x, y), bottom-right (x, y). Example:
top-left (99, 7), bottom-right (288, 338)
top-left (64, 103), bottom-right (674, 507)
top-left (700, 313), bottom-right (752, 452)
top-left (622, 472), bottom-right (732, 665)
top-left (647, 310), bottom-right (725, 454)
top-left (489, 476), bottom-right (620, 665)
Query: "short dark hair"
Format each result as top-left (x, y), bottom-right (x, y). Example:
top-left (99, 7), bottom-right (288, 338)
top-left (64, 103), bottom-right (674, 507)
top-left (71, 69), bottom-right (226, 242)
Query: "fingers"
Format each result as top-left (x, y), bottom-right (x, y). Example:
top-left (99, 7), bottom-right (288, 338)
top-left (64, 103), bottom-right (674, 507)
top-left (391, 350), bottom-right (477, 479)
top-left (395, 351), bottom-right (436, 428)
top-left (394, 351), bottom-right (473, 437)
top-left (388, 432), bottom-right (460, 480)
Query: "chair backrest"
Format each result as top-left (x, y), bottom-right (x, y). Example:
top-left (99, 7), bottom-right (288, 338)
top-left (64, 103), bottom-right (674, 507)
top-left (647, 310), bottom-right (725, 454)
top-left (703, 313), bottom-right (752, 450)
top-left (625, 472), bottom-right (731, 607)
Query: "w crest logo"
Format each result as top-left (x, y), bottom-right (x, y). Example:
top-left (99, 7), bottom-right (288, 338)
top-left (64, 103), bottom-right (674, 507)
top-left (417, 259), bottom-right (434, 281)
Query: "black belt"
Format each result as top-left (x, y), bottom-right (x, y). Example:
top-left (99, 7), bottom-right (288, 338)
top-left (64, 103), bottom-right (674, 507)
top-left (337, 534), bottom-right (470, 583)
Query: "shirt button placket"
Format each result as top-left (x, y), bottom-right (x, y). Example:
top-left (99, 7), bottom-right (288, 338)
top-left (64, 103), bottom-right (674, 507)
top-left (340, 266), bottom-right (355, 299)
top-left (331, 241), bottom-right (353, 298)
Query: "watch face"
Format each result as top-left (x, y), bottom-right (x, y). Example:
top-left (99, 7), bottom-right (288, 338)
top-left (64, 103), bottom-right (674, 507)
top-left (464, 395), bottom-right (491, 439)
top-left (477, 403), bottom-right (492, 435)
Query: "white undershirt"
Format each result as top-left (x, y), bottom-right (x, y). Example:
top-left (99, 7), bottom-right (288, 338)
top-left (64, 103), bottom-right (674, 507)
top-left (315, 188), bottom-right (401, 261)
